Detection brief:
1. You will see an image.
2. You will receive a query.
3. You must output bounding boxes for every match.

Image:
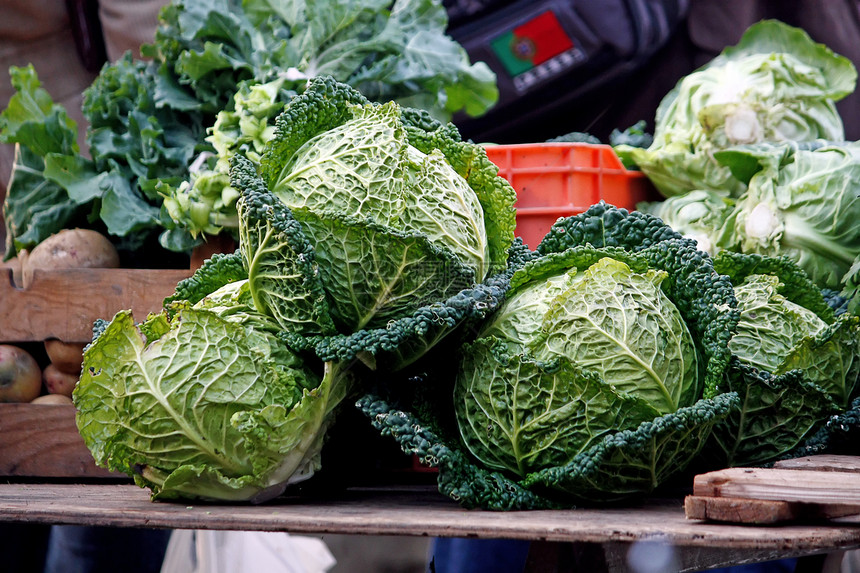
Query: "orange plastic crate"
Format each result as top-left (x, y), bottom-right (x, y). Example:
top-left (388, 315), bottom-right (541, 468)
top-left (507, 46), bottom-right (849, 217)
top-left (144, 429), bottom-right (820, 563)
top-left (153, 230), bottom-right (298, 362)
top-left (485, 143), bottom-right (659, 249)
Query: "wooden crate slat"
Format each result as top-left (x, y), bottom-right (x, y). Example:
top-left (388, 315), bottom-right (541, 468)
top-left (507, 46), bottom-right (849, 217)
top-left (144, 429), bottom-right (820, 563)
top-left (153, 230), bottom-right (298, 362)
top-left (1, 267), bottom-right (192, 342)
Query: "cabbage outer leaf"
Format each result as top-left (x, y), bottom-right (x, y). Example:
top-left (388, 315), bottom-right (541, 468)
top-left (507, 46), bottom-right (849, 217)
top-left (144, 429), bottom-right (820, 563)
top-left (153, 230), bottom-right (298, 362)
top-left (521, 393), bottom-right (738, 501)
top-left (709, 358), bottom-right (836, 467)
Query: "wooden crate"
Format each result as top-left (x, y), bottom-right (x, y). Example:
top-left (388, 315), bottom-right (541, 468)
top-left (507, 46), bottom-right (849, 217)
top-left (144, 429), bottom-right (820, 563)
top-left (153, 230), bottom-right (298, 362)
top-left (0, 263), bottom-right (195, 478)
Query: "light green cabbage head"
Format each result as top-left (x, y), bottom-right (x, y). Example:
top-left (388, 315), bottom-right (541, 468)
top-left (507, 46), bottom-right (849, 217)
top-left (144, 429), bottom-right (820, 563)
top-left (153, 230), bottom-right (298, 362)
top-left (638, 190), bottom-right (734, 255)
top-left (74, 282), bottom-right (350, 503)
top-left (480, 257), bottom-right (699, 413)
top-left (249, 78), bottom-right (516, 336)
top-left (729, 274), bottom-right (827, 373)
top-left (715, 141), bottom-right (860, 290)
top-left (706, 253), bottom-right (860, 467)
top-left (727, 271), bottom-right (860, 408)
top-left (616, 20), bottom-right (856, 198)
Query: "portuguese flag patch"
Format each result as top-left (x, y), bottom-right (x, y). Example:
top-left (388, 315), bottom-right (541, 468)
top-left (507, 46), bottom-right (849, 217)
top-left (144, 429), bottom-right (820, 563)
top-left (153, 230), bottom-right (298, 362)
top-left (490, 11), bottom-right (574, 77)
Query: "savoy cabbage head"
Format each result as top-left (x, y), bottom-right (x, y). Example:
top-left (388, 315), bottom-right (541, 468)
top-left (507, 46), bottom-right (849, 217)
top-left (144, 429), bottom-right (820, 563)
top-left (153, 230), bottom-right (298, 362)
top-left (616, 20), bottom-right (856, 198)
top-left (237, 75), bottom-right (517, 359)
top-left (706, 251), bottom-right (860, 467)
top-left (359, 204), bottom-right (740, 508)
top-left (74, 285), bottom-right (349, 502)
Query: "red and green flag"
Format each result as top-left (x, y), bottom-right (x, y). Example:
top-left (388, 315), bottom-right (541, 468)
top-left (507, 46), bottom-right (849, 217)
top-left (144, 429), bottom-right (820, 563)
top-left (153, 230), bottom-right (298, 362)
top-left (490, 11), bottom-right (574, 77)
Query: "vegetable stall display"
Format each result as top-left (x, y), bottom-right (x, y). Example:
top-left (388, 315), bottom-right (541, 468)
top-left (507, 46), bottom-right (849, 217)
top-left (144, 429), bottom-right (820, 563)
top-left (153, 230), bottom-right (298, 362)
top-left (3, 10), bottom-right (860, 523)
top-left (73, 76), bottom-right (519, 502)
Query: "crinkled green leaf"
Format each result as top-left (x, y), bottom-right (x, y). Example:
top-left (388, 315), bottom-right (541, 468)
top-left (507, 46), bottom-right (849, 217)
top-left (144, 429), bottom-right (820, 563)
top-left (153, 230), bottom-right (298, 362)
top-left (295, 207), bottom-right (476, 331)
top-left (522, 393), bottom-right (738, 501)
top-left (232, 156), bottom-right (337, 337)
top-left (455, 338), bottom-right (660, 476)
top-left (709, 357), bottom-right (836, 467)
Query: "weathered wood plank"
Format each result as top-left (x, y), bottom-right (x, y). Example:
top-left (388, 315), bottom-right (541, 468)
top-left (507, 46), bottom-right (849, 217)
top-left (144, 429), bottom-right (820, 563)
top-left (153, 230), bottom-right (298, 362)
top-left (685, 496), bottom-right (860, 524)
top-left (0, 403), bottom-right (119, 478)
top-left (1, 483), bottom-right (860, 556)
top-left (693, 468), bottom-right (860, 505)
top-left (685, 496), bottom-right (795, 524)
top-left (774, 455), bottom-right (860, 473)
top-left (0, 267), bottom-right (192, 343)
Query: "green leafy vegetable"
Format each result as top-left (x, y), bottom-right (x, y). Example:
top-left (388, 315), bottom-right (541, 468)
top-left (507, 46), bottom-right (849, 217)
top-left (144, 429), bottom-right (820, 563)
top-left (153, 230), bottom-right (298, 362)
top-left (715, 141), bottom-right (860, 290)
top-left (0, 66), bottom-right (93, 257)
top-left (2, 0), bottom-right (498, 258)
top-left (359, 204), bottom-right (740, 507)
top-left (242, 76), bottom-right (516, 341)
top-left (75, 298), bottom-right (351, 502)
top-left (637, 190), bottom-right (734, 255)
top-left (616, 20), bottom-right (856, 198)
top-left (705, 251), bottom-right (860, 467)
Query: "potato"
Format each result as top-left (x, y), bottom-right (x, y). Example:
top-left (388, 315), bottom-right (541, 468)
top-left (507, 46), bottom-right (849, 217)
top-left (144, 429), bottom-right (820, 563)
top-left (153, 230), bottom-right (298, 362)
top-left (30, 394), bottom-right (74, 406)
top-left (42, 364), bottom-right (79, 397)
top-left (44, 339), bottom-right (86, 374)
top-left (0, 344), bottom-right (42, 403)
top-left (22, 229), bottom-right (120, 287)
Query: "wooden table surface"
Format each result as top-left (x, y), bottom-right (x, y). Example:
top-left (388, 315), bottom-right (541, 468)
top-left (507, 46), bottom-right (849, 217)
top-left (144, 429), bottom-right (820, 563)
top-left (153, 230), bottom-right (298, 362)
top-left (0, 482), bottom-right (858, 572)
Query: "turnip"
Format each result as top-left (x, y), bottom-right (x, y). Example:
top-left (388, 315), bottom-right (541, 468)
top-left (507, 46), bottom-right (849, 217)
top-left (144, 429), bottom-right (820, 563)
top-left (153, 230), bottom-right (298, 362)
top-left (0, 345), bottom-right (42, 403)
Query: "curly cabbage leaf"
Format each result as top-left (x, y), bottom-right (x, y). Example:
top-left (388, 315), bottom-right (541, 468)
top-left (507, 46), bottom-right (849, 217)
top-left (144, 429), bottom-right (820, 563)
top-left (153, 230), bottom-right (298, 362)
top-left (715, 141), bottom-right (860, 290)
top-left (163, 250), bottom-right (247, 308)
top-left (786, 395), bottom-right (860, 459)
top-left (455, 337), bottom-right (662, 477)
top-left (616, 20), bottom-right (856, 198)
top-left (358, 393), bottom-right (560, 510)
top-left (358, 374), bottom-right (737, 508)
top-left (74, 305), bottom-right (351, 502)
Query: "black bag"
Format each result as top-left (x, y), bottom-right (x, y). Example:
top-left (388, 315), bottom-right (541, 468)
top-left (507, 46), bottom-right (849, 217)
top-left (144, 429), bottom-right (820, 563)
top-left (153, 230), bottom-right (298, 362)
top-left (446, 0), bottom-right (688, 142)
